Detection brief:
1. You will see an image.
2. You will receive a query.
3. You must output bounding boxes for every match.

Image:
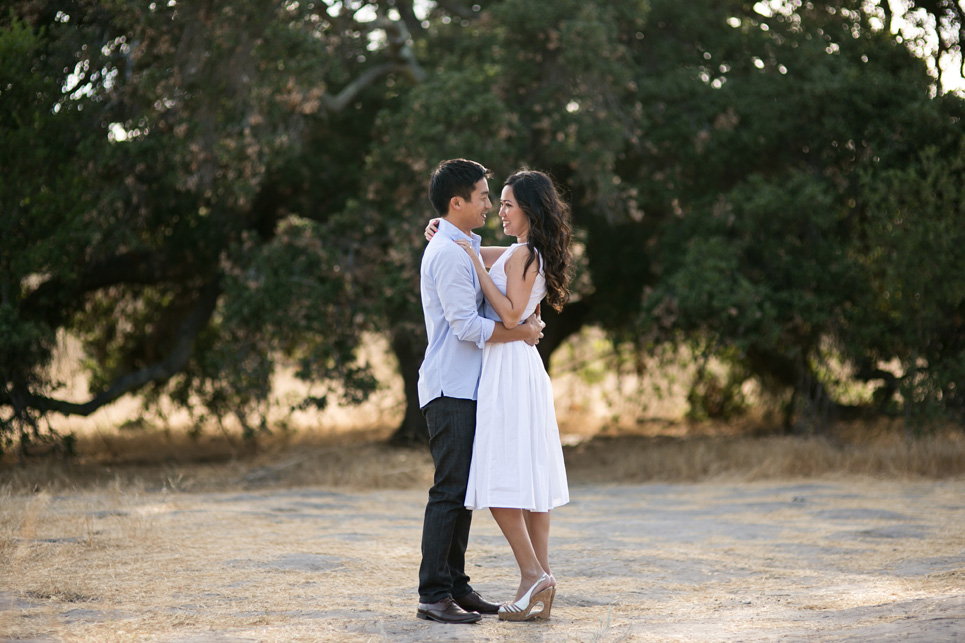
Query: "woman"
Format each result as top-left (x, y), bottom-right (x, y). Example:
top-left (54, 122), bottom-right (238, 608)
top-left (426, 169), bottom-right (572, 621)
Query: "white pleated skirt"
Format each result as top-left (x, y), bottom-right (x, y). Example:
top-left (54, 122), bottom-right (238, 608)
top-left (464, 341), bottom-right (569, 512)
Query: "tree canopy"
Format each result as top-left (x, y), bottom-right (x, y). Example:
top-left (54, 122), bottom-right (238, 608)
top-left (2, 0), bottom-right (963, 454)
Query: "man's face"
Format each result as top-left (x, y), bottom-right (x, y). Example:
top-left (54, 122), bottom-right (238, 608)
top-left (464, 178), bottom-right (492, 229)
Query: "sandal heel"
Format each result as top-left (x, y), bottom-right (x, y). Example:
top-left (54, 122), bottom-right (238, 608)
top-left (529, 586), bottom-right (555, 620)
top-left (498, 574), bottom-right (556, 621)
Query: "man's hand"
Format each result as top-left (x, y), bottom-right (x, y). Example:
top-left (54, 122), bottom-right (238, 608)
top-left (522, 312), bottom-right (545, 347)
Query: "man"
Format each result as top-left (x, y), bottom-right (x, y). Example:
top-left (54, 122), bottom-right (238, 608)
top-left (416, 159), bottom-right (543, 624)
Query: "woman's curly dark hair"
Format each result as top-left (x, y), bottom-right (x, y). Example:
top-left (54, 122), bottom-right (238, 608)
top-left (504, 170), bottom-right (573, 312)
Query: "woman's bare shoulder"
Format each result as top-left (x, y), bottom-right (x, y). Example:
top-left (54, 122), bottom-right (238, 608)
top-left (504, 244), bottom-right (538, 275)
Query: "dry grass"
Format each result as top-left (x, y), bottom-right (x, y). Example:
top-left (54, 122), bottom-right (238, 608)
top-left (2, 415), bottom-right (963, 497)
top-left (0, 425), bottom-right (431, 495)
top-left (564, 421), bottom-right (965, 484)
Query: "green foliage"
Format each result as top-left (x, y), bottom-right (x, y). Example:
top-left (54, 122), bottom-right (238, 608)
top-left (635, 0), bottom-right (965, 428)
top-left (0, 12), bottom-right (112, 450)
top-left (851, 142), bottom-right (965, 426)
top-left (0, 15), bottom-right (93, 305)
top-left (1, 2), bottom-right (392, 450)
top-left (207, 217), bottom-right (377, 431)
top-left (2, 0), bottom-right (965, 453)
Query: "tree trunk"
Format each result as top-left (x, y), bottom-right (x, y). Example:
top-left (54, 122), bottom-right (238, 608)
top-left (745, 346), bottom-right (841, 434)
top-left (536, 297), bottom-right (593, 371)
top-left (388, 328), bottom-right (429, 446)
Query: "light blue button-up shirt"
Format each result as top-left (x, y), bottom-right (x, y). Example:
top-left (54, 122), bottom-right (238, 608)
top-left (417, 219), bottom-right (496, 408)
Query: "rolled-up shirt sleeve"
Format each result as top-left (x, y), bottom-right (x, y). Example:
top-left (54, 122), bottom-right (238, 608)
top-left (432, 248), bottom-right (495, 349)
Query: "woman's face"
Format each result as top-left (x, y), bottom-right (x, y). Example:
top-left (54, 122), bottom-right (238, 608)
top-left (499, 185), bottom-right (530, 242)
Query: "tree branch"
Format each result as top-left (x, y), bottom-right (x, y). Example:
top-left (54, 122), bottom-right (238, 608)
top-left (392, 0), bottom-right (426, 38)
top-left (22, 250), bottom-right (201, 330)
top-left (22, 278), bottom-right (221, 417)
top-left (322, 13), bottom-right (425, 113)
top-left (324, 62), bottom-right (403, 112)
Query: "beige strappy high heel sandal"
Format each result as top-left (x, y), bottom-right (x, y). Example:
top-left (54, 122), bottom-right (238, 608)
top-left (498, 573), bottom-right (555, 621)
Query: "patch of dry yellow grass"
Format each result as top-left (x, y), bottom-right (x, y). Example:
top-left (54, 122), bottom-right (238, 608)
top-left (2, 417), bottom-right (963, 499)
top-left (564, 424), bottom-right (965, 484)
top-left (0, 425), bottom-right (433, 495)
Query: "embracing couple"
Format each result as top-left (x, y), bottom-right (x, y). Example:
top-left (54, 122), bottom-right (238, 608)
top-left (415, 158), bottom-right (572, 624)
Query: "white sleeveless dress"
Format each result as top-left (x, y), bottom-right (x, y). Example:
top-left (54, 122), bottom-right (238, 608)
top-left (464, 243), bottom-right (570, 512)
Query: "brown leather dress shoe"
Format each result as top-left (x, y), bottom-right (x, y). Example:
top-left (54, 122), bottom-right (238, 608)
top-left (454, 590), bottom-right (500, 615)
top-left (416, 596), bottom-right (481, 624)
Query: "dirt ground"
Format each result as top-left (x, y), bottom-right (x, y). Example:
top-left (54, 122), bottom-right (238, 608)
top-left (6, 331), bottom-right (961, 640)
top-left (2, 474), bottom-right (964, 642)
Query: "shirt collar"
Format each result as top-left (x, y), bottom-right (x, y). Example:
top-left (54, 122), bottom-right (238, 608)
top-left (438, 218), bottom-right (481, 248)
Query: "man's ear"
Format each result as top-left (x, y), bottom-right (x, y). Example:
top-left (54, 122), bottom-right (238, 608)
top-left (449, 195), bottom-right (463, 212)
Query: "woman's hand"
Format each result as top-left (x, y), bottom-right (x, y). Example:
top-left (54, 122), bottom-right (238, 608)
top-left (424, 218), bottom-right (440, 241)
top-left (457, 241), bottom-right (538, 330)
top-left (453, 239), bottom-right (484, 268)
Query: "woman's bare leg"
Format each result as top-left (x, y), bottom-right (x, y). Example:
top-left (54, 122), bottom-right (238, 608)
top-left (523, 511), bottom-right (552, 581)
top-left (490, 507), bottom-right (552, 601)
